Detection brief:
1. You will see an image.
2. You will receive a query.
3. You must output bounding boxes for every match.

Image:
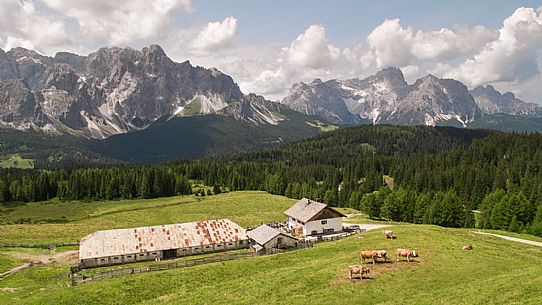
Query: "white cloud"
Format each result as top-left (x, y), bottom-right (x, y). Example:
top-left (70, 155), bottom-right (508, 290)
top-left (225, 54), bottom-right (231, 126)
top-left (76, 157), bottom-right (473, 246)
top-left (412, 25), bottom-right (496, 61)
top-left (240, 68), bottom-right (290, 98)
top-left (366, 19), bottom-right (414, 68)
top-left (343, 42), bottom-right (376, 73)
top-left (280, 24), bottom-right (341, 69)
top-left (400, 65), bottom-right (420, 81)
top-left (190, 17), bottom-right (238, 54)
top-left (444, 7), bottom-right (542, 87)
top-left (0, 0), bottom-right (71, 53)
top-left (345, 18), bottom-right (496, 72)
top-left (239, 24), bottom-right (341, 98)
top-left (41, 0), bottom-right (192, 45)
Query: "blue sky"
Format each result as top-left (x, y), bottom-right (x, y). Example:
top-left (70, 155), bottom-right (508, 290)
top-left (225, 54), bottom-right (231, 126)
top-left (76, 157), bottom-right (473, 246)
top-left (192, 0), bottom-right (541, 45)
top-left (1, 0), bottom-right (541, 102)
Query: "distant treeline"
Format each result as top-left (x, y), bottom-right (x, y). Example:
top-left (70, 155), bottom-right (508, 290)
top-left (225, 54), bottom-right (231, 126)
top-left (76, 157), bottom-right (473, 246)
top-left (1, 125), bottom-right (542, 236)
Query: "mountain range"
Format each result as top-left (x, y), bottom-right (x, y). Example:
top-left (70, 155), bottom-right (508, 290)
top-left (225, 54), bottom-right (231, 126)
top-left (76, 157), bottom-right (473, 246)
top-left (0, 45), bottom-right (308, 139)
top-left (281, 67), bottom-right (541, 127)
top-left (0, 45), bottom-right (541, 165)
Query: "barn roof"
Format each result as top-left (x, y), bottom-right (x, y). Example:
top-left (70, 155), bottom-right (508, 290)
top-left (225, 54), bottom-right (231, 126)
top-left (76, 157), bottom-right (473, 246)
top-left (79, 219), bottom-right (247, 260)
top-left (247, 224), bottom-right (296, 246)
top-left (284, 198), bottom-right (345, 223)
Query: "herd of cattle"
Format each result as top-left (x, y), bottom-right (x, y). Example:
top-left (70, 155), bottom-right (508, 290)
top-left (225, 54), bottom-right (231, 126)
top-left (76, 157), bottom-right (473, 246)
top-left (348, 230), bottom-right (418, 280)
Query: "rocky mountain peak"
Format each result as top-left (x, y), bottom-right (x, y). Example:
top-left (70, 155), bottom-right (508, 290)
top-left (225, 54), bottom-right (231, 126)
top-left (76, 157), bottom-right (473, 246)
top-left (374, 67), bottom-right (406, 82)
top-left (0, 45), bottom-right (296, 139)
top-left (470, 84), bottom-right (541, 116)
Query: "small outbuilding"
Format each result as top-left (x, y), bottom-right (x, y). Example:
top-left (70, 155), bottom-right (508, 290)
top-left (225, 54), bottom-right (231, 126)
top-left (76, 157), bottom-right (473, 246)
top-left (285, 198), bottom-right (346, 237)
top-left (79, 219), bottom-right (247, 268)
top-left (247, 224), bottom-right (299, 253)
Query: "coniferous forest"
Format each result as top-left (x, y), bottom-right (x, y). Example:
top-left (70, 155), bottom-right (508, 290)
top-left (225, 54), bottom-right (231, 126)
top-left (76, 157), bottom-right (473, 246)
top-left (1, 125), bottom-right (542, 236)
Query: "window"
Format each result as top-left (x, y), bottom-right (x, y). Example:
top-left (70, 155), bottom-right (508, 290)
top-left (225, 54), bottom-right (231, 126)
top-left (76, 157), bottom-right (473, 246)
top-left (321, 220), bottom-right (327, 225)
top-left (205, 245), bottom-right (211, 249)
top-left (277, 237), bottom-right (283, 245)
top-left (127, 256), bottom-right (132, 258)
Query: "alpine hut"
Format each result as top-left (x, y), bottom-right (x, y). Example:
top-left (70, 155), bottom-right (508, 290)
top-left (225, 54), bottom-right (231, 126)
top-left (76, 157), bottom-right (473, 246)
top-left (79, 219), bottom-right (247, 268)
top-left (284, 198), bottom-right (346, 236)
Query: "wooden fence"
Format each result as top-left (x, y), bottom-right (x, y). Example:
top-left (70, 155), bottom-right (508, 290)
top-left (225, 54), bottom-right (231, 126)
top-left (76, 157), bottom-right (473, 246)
top-left (70, 242), bottom-right (314, 285)
top-left (70, 252), bottom-right (252, 285)
top-left (0, 242), bottom-right (78, 250)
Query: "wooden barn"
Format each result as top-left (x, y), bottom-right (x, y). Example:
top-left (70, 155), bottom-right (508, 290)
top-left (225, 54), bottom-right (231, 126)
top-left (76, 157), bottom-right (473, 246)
top-left (285, 198), bottom-right (346, 237)
top-left (79, 219), bottom-right (248, 268)
top-left (247, 224), bottom-right (298, 253)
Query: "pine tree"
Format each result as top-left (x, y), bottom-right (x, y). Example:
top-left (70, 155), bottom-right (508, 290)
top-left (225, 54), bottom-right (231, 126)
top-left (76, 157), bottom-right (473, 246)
top-left (508, 215), bottom-right (521, 233)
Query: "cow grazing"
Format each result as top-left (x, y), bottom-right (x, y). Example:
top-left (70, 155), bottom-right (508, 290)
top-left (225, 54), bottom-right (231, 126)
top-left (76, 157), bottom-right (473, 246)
top-left (462, 244), bottom-right (473, 250)
top-left (360, 251), bottom-right (379, 264)
top-left (384, 230), bottom-right (396, 239)
top-left (349, 265), bottom-right (371, 280)
top-left (396, 248), bottom-right (418, 262)
top-left (360, 250), bottom-right (388, 264)
top-left (375, 250), bottom-right (390, 262)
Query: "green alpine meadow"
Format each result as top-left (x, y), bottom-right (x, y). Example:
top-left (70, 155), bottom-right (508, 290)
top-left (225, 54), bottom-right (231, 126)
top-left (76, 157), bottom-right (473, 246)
top-left (1, 1), bottom-right (541, 304)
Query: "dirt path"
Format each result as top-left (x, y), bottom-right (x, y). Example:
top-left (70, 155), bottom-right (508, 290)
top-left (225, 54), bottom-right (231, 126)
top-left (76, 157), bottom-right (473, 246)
top-left (474, 232), bottom-right (542, 247)
top-left (0, 250), bottom-right (78, 280)
top-left (0, 263), bottom-right (32, 279)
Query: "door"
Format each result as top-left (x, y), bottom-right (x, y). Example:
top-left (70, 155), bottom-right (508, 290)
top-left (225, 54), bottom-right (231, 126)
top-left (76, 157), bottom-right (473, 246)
top-left (162, 249), bottom-right (177, 259)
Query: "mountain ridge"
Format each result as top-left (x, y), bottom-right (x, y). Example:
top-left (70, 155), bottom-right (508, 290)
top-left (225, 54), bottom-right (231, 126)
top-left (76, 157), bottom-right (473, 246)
top-left (0, 45), bottom-right (309, 139)
top-left (280, 67), bottom-right (541, 127)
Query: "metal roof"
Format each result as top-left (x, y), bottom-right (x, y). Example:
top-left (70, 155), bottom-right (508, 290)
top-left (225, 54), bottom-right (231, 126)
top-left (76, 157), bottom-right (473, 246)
top-left (79, 219), bottom-right (247, 260)
top-left (284, 198), bottom-right (345, 223)
top-left (247, 224), bottom-right (295, 246)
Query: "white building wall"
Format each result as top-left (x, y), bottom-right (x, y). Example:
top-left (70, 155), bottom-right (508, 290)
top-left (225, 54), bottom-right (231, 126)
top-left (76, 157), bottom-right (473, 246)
top-left (302, 217), bottom-right (343, 236)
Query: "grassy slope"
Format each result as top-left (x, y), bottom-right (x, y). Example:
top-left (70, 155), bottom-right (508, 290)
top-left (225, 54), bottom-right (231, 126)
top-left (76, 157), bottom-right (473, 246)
top-left (1, 225), bottom-right (541, 304)
top-left (1, 192), bottom-right (541, 304)
top-left (0, 191), bottom-right (294, 244)
top-left (0, 155), bottom-right (34, 169)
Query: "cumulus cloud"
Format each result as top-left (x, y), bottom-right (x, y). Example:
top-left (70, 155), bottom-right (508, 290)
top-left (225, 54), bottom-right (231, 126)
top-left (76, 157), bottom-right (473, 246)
top-left (412, 25), bottom-right (496, 61)
top-left (0, 0), bottom-right (71, 53)
top-left (444, 7), bottom-right (542, 87)
top-left (41, 0), bottom-right (193, 45)
top-left (280, 24), bottom-right (341, 69)
top-left (366, 19), bottom-right (414, 68)
top-left (240, 24), bottom-right (341, 97)
top-left (344, 19), bottom-right (496, 73)
top-left (400, 65), bottom-right (420, 81)
top-left (190, 17), bottom-right (238, 54)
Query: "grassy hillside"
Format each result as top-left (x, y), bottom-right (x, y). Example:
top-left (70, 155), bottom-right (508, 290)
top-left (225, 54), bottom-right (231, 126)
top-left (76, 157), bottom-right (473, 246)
top-left (0, 155), bottom-right (34, 169)
top-left (1, 192), bottom-right (541, 304)
top-left (0, 191), bottom-right (294, 244)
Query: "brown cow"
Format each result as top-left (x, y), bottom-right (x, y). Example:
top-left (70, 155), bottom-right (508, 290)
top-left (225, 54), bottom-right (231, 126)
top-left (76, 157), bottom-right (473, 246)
top-left (462, 244), bottom-right (473, 250)
top-left (375, 250), bottom-right (390, 262)
top-left (360, 251), bottom-right (378, 264)
top-left (396, 248), bottom-right (418, 262)
top-left (360, 250), bottom-right (388, 264)
top-left (349, 265), bottom-right (371, 280)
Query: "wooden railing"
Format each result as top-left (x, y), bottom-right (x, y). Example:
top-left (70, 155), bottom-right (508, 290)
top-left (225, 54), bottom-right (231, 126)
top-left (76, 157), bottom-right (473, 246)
top-left (70, 242), bottom-right (315, 285)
